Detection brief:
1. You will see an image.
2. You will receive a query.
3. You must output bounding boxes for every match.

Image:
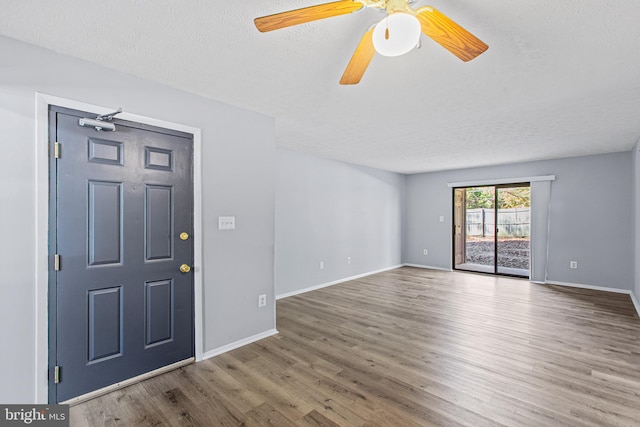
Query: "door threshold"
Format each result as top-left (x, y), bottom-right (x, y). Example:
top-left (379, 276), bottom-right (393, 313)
top-left (61, 357), bottom-right (195, 406)
top-left (455, 263), bottom-right (529, 277)
top-left (455, 266), bottom-right (530, 279)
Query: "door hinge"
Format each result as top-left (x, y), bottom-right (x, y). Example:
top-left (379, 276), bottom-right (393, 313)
top-left (54, 366), bottom-right (61, 384)
top-left (54, 254), bottom-right (61, 271)
top-left (54, 141), bottom-right (61, 159)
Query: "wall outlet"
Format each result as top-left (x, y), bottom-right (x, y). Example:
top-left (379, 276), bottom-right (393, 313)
top-left (439, 216), bottom-right (445, 222)
top-left (319, 261), bottom-right (324, 270)
top-left (570, 261), bottom-right (578, 269)
top-left (347, 257), bottom-right (351, 264)
top-left (423, 249), bottom-right (428, 255)
top-left (258, 294), bottom-right (267, 308)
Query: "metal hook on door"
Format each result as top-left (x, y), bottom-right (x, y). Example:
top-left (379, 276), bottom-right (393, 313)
top-left (96, 108), bottom-right (123, 122)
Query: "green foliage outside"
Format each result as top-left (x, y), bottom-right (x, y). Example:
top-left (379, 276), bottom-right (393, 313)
top-left (465, 186), bottom-right (530, 209)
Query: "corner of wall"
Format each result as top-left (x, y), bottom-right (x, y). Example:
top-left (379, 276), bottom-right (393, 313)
top-left (274, 151), bottom-right (405, 296)
top-left (633, 139), bottom-right (640, 308)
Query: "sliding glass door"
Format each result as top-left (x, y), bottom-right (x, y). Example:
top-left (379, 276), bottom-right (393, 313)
top-left (496, 185), bottom-right (530, 276)
top-left (453, 183), bottom-right (530, 277)
top-left (454, 186), bottom-right (496, 273)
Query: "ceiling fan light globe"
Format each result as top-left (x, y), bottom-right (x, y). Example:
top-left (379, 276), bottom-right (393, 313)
top-left (372, 13), bottom-right (421, 57)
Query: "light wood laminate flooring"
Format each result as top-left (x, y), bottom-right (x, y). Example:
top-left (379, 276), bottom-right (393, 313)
top-left (70, 267), bottom-right (640, 426)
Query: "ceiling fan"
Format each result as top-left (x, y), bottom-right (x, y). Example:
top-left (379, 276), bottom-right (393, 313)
top-left (254, 0), bottom-right (488, 85)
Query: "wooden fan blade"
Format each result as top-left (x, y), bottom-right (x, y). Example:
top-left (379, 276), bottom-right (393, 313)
top-left (340, 28), bottom-right (375, 85)
top-left (416, 7), bottom-right (488, 62)
top-left (255, 0), bottom-right (365, 33)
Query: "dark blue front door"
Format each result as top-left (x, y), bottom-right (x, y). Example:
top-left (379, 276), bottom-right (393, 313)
top-left (49, 107), bottom-right (194, 403)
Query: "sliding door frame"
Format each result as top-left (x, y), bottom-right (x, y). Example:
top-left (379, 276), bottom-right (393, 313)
top-left (452, 182), bottom-right (531, 278)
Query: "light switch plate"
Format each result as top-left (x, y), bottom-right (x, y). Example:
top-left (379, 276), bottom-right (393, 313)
top-left (219, 216), bottom-right (235, 230)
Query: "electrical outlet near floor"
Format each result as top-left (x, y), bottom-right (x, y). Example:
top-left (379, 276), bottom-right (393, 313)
top-left (570, 261), bottom-right (578, 269)
top-left (258, 294), bottom-right (267, 308)
top-left (347, 257), bottom-right (351, 264)
top-left (423, 249), bottom-right (428, 255)
top-left (319, 261), bottom-right (324, 270)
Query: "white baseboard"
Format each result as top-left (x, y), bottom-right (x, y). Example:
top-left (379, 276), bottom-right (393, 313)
top-left (630, 291), bottom-right (640, 318)
top-left (402, 263), bottom-right (453, 272)
top-left (202, 329), bottom-right (279, 361)
top-left (544, 280), bottom-right (632, 294)
top-left (276, 264), bottom-right (403, 300)
top-left (545, 280), bottom-right (640, 318)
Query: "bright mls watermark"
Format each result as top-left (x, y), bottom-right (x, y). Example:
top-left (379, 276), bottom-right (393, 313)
top-left (0, 405), bottom-right (68, 426)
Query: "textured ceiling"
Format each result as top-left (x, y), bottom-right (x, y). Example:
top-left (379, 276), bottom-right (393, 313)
top-left (1, 0), bottom-right (639, 173)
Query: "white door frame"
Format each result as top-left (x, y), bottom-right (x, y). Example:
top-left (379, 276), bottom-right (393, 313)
top-left (34, 93), bottom-right (204, 403)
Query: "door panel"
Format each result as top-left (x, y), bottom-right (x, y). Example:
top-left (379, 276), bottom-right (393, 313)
top-left (496, 185), bottom-right (531, 276)
top-left (88, 180), bottom-right (123, 266)
top-left (454, 186), bottom-right (495, 273)
top-left (145, 185), bottom-right (173, 261)
top-left (88, 138), bottom-right (123, 165)
top-left (145, 147), bottom-right (173, 170)
top-left (87, 287), bottom-right (123, 362)
top-left (49, 107), bottom-right (194, 403)
top-left (145, 279), bottom-right (174, 347)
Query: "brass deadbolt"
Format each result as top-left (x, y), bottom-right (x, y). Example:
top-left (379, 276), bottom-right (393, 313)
top-left (179, 232), bottom-right (190, 241)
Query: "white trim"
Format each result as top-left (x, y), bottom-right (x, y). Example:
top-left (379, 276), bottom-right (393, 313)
top-left (543, 280), bottom-right (632, 294)
top-left (402, 263), bottom-right (453, 272)
top-left (447, 175), bottom-right (556, 188)
top-left (202, 329), bottom-right (279, 360)
top-left (35, 94), bottom-right (49, 404)
top-left (35, 93), bottom-right (204, 403)
top-left (275, 265), bottom-right (403, 300)
top-left (61, 357), bottom-right (194, 406)
top-left (630, 292), bottom-right (640, 318)
top-left (543, 280), bottom-right (640, 317)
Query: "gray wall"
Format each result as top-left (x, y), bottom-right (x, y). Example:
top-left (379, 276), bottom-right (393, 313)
top-left (0, 36), bottom-right (275, 403)
top-left (275, 149), bottom-right (404, 297)
top-left (405, 152), bottom-right (634, 290)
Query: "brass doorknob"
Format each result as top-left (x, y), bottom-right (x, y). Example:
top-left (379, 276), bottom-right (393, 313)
top-left (179, 232), bottom-right (189, 241)
top-left (179, 264), bottom-right (191, 273)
